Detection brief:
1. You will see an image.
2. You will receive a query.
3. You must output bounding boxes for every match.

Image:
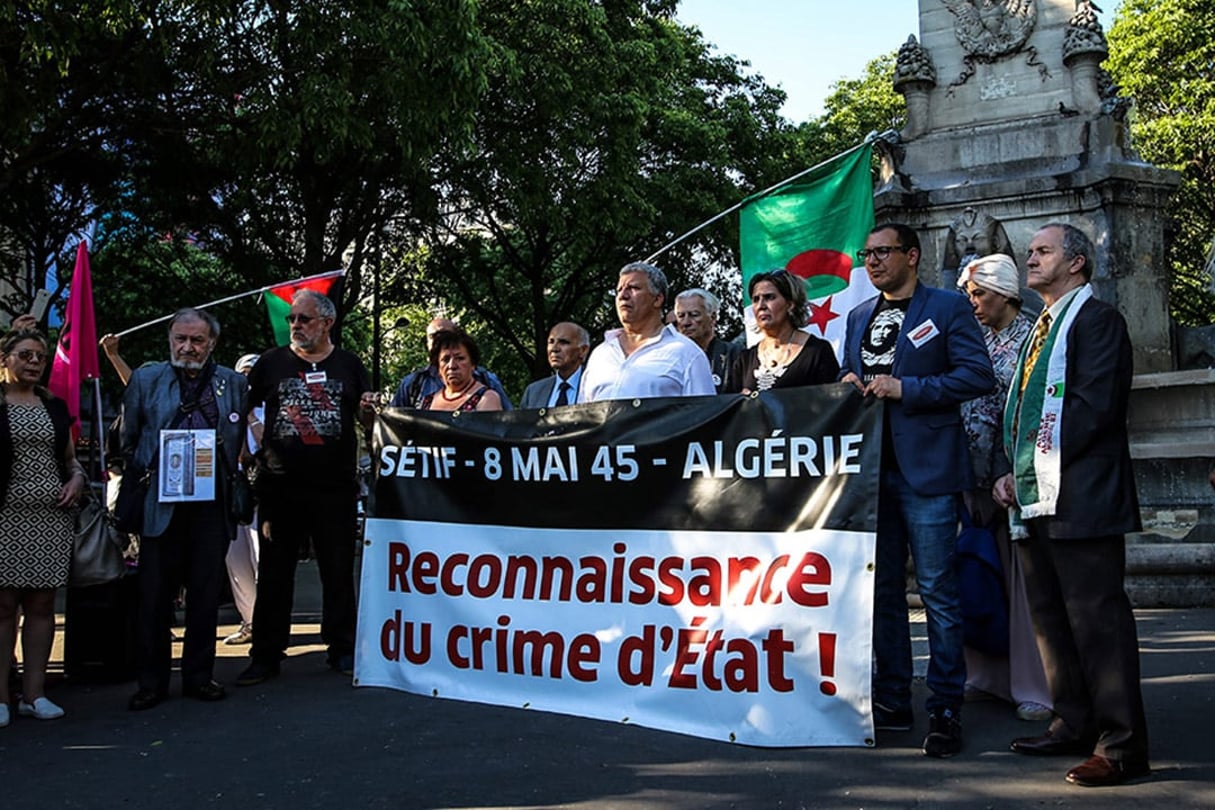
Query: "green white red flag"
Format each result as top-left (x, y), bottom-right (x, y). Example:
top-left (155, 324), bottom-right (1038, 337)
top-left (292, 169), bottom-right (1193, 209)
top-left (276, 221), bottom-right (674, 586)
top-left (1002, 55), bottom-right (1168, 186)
top-left (263, 270), bottom-right (345, 345)
top-left (739, 144), bottom-right (877, 356)
top-left (48, 241), bottom-right (100, 437)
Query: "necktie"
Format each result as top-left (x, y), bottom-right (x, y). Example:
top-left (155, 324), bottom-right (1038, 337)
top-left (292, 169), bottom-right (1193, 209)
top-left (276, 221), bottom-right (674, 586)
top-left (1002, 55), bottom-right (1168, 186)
top-left (1020, 312), bottom-right (1052, 391)
top-left (555, 381), bottom-right (571, 407)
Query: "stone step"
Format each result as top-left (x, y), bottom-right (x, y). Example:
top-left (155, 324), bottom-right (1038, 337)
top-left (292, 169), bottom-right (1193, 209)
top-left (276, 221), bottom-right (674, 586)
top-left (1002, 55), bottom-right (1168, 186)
top-left (1126, 542), bottom-right (1215, 607)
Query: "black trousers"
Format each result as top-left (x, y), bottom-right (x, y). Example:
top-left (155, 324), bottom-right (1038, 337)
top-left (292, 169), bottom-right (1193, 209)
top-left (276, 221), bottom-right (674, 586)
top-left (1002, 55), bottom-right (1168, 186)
top-left (1017, 526), bottom-right (1149, 762)
top-left (136, 503), bottom-right (227, 693)
top-left (249, 489), bottom-right (358, 666)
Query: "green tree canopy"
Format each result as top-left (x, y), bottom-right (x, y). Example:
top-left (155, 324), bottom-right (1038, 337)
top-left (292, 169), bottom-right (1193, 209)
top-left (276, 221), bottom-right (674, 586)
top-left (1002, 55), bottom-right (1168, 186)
top-left (1107, 0), bottom-right (1215, 325)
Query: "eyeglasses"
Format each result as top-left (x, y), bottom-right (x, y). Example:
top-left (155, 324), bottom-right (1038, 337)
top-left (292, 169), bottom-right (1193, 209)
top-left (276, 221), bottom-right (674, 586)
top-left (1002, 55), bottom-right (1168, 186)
top-left (856, 246), bottom-right (910, 262)
top-left (284, 314), bottom-right (316, 325)
top-left (14, 349), bottom-right (48, 363)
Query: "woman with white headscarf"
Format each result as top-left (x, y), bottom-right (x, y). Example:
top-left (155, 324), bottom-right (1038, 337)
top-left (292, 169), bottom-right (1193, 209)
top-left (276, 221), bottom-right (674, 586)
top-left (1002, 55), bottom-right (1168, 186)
top-left (956, 254), bottom-right (1053, 722)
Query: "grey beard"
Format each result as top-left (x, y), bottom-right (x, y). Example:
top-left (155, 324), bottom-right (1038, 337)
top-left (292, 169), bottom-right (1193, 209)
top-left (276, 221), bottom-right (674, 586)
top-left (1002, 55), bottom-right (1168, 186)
top-left (171, 358), bottom-right (207, 371)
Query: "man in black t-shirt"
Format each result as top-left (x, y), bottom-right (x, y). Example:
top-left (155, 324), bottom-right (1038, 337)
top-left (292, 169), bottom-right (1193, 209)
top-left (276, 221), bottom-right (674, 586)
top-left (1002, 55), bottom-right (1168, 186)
top-left (236, 290), bottom-right (376, 686)
top-left (840, 223), bottom-right (994, 758)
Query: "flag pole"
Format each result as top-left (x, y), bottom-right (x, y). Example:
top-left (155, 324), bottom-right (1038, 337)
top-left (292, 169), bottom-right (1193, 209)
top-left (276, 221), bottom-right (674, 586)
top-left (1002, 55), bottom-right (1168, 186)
top-left (643, 130), bottom-right (897, 264)
top-left (111, 269), bottom-right (346, 338)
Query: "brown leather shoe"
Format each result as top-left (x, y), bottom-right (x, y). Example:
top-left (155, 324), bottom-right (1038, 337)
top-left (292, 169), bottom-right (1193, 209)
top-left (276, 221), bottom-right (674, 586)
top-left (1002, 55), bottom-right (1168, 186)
top-left (1065, 754), bottom-right (1151, 787)
top-left (1010, 730), bottom-right (1093, 756)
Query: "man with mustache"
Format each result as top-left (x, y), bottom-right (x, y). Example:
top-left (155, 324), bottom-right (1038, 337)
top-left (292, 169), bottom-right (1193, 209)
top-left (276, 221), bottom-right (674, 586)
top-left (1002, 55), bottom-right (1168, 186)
top-left (122, 308), bottom-right (248, 711)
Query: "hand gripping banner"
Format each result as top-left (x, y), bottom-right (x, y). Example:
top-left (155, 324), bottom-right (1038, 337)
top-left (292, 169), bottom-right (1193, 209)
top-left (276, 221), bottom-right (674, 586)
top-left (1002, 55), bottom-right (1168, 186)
top-left (357, 385), bottom-right (882, 747)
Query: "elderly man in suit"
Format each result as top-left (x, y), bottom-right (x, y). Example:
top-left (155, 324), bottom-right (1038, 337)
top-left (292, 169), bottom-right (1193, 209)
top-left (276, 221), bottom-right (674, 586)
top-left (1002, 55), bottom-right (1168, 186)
top-left (841, 223), bottom-right (994, 758)
top-left (121, 308), bottom-right (248, 711)
top-left (673, 288), bottom-right (740, 393)
top-left (994, 223), bottom-right (1150, 787)
top-left (521, 322), bottom-right (590, 409)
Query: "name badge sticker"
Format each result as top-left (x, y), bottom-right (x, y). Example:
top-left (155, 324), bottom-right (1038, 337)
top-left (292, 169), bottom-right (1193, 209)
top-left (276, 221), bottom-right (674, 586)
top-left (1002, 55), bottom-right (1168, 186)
top-left (305, 371), bottom-right (328, 384)
top-left (907, 319), bottom-right (940, 348)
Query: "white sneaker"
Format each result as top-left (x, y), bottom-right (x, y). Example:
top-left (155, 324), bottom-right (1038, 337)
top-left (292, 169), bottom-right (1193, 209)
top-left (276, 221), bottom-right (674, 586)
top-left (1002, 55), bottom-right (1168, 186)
top-left (1016, 701), bottom-right (1053, 722)
top-left (0, 703), bottom-right (9, 727)
top-left (17, 697), bottom-right (65, 720)
top-left (224, 624), bottom-right (252, 645)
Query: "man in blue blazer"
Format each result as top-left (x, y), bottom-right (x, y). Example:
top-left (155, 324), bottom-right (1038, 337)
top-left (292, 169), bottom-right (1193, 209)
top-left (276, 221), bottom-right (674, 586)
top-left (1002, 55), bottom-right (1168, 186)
top-left (121, 308), bottom-right (248, 711)
top-left (520, 321), bottom-right (589, 409)
top-left (841, 223), bottom-right (994, 757)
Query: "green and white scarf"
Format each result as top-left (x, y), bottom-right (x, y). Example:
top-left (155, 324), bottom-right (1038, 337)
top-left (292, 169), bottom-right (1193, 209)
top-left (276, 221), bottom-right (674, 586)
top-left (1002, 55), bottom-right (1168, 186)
top-left (1004, 284), bottom-right (1093, 537)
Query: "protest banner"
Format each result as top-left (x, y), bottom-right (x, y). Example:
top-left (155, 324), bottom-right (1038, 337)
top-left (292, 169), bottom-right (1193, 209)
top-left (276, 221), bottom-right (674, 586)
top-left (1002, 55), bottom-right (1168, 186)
top-left (356, 385), bottom-right (881, 747)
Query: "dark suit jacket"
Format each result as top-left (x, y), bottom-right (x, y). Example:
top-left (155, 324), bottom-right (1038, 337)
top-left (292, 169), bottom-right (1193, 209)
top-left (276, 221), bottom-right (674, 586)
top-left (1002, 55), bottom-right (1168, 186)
top-left (521, 374), bottom-right (579, 409)
top-left (841, 282), bottom-right (995, 496)
top-left (1004, 296), bottom-right (1141, 539)
top-left (121, 361), bottom-right (248, 539)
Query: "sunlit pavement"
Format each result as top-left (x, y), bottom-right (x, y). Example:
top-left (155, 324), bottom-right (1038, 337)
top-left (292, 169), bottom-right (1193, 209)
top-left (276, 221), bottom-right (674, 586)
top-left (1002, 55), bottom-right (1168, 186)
top-left (4, 566), bottom-right (1212, 810)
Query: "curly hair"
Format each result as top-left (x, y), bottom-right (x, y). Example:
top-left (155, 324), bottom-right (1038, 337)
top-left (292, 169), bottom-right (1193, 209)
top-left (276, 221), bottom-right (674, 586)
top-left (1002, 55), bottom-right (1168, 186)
top-left (427, 328), bottom-right (481, 368)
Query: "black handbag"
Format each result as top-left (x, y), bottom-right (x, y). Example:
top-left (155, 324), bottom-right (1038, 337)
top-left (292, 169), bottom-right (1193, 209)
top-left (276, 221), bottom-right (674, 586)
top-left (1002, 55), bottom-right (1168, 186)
top-left (71, 492), bottom-right (128, 587)
top-left (113, 461), bottom-right (151, 535)
top-left (230, 469), bottom-right (256, 525)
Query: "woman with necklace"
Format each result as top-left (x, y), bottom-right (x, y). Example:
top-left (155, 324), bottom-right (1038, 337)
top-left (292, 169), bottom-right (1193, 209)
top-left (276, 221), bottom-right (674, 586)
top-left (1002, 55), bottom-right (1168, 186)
top-left (1, 324), bottom-right (87, 726)
top-left (725, 270), bottom-right (839, 394)
top-left (419, 329), bottom-right (503, 413)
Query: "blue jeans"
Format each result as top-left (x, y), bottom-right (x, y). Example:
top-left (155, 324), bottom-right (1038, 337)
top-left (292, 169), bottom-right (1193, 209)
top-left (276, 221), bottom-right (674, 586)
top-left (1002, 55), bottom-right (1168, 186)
top-left (872, 469), bottom-right (965, 715)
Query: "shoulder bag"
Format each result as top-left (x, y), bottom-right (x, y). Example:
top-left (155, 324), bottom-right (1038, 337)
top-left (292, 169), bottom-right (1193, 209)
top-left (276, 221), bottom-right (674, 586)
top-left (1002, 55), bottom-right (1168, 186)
top-left (71, 491), bottom-right (128, 587)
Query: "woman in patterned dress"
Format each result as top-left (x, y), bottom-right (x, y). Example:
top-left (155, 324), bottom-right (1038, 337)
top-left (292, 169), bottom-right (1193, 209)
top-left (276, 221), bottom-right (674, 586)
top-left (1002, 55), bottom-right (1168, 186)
top-left (956, 253), bottom-right (1053, 722)
top-left (0, 325), bottom-right (88, 726)
top-left (420, 329), bottom-right (503, 413)
top-left (725, 270), bottom-right (838, 394)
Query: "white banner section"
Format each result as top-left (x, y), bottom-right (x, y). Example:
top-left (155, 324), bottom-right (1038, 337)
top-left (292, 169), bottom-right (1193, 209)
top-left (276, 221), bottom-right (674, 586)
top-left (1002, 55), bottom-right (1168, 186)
top-left (356, 518), bottom-right (876, 747)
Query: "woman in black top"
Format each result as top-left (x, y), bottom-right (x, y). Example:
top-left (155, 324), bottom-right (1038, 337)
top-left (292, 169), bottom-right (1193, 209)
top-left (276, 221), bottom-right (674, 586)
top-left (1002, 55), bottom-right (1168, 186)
top-left (726, 270), bottom-right (839, 393)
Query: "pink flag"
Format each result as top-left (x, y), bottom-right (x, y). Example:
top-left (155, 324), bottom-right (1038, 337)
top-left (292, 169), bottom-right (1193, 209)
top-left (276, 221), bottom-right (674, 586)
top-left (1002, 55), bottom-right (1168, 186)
top-left (48, 241), bottom-right (101, 435)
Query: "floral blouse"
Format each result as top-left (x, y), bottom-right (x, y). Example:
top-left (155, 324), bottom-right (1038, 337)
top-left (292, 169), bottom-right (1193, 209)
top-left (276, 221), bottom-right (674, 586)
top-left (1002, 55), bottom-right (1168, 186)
top-left (961, 311), bottom-right (1034, 488)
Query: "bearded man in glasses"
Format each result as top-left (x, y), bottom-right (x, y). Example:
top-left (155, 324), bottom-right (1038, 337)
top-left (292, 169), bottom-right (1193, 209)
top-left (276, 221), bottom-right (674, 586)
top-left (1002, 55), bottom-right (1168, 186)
top-left (236, 289), bottom-right (376, 687)
top-left (840, 223), bottom-right (994, 758)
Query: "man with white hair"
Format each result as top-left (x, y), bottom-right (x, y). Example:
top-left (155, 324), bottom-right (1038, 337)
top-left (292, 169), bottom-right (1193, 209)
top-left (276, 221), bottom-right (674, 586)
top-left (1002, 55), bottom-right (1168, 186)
top-left (236, 289), bottom-right (376, 686)
top-left (673, 288), bottom-right (739, 392)
top-left (122, 308), bottom-right (248, 710)
top-left (580, 263), bottom-right (715, 402)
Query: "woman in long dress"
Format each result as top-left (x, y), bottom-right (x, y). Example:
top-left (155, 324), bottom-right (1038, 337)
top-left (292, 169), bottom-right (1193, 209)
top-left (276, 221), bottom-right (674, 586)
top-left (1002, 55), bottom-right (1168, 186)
top-left (956, 254), bottom-right (1053, 722)
top-left (725, 270), bottom-right (838, 394)
top-left (0, 325), bottom-right (87, 726)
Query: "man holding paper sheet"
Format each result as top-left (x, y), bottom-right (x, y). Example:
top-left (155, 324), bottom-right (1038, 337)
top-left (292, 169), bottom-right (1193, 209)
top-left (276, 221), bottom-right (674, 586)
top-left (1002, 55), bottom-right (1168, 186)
top-left (121, 308), bottom-right (248, 711)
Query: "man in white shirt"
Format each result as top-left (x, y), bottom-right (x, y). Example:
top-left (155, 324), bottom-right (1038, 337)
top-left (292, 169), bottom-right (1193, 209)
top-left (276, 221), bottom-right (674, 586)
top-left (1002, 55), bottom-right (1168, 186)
top-left (520, 322), bottom-right (590, 408)
top-left (580, 262), bottom-right (715, 402)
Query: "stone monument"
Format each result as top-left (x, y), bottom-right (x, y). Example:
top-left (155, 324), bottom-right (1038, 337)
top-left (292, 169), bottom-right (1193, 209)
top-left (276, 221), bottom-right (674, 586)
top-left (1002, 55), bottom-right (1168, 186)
top-left (876, 0), bottom-right (1177, 372)
top-left (876, 1), bottom-right (1214, 606)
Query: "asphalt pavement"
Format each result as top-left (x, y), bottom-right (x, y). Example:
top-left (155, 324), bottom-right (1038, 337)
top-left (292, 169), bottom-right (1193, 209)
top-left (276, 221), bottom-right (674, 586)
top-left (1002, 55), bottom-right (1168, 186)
top-left (2, 562), bottom-right (1212, 810)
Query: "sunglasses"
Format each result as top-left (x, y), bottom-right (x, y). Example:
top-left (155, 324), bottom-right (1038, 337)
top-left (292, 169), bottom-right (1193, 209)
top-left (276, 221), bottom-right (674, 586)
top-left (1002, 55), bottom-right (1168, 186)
top-left (284, 314), bottom-right (322, 325)
top-left (13, 349), bottom-right (48, 363)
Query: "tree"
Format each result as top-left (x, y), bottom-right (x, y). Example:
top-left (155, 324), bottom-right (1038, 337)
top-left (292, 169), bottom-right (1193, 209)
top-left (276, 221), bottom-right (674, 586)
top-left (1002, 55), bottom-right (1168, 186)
top-left (1107, 0), bottom-right (1215, 326)
top-left (395, 0), bottom-right (799, 395)
top-left (112, 0), bottom-right (489, 332)
top-left (0, 1), bottom-right (142, 322)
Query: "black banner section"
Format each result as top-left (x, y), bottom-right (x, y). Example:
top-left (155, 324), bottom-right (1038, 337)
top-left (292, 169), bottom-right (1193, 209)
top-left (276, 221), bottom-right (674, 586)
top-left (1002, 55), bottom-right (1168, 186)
top-left (372, 385), bottom-right (881, 534)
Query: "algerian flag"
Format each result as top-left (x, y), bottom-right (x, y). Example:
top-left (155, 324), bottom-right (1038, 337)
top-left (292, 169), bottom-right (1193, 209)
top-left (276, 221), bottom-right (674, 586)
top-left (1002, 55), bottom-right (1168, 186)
top-left (739, 144), bottom-right (877, 358)
top-left (263, 270), bottom-right (345, 345)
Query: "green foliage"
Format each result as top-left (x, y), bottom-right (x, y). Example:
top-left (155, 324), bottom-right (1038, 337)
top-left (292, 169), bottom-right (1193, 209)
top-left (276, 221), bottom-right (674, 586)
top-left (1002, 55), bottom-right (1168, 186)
top-left (397, 0), bottom-right (799, 391)
top-left (1107, 0), bottom-right (1215, 325)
